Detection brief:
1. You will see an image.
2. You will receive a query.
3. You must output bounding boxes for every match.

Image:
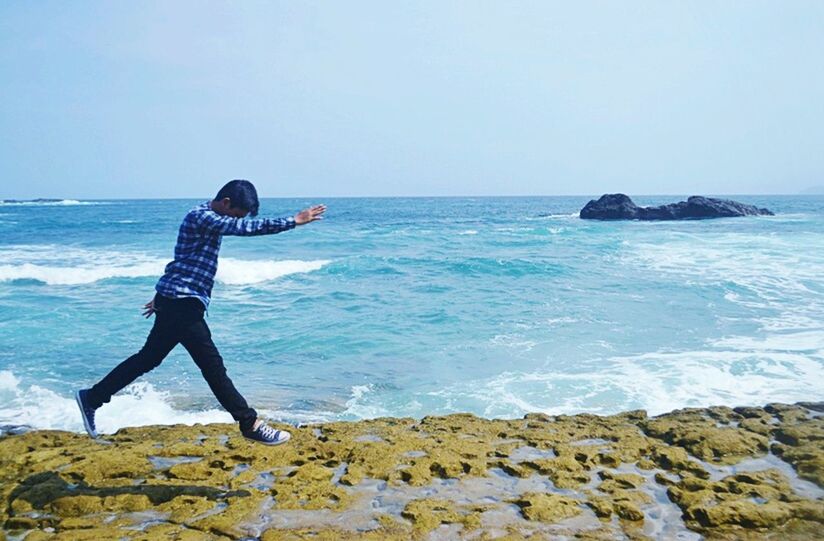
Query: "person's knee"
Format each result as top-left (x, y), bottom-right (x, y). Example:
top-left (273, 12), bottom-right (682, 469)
top-left (200, 361), bottom-right (227, 380)
top-left (135, 347), bottom-right (167, 371)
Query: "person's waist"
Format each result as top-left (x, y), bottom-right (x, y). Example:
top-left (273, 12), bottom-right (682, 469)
top-left (154, 293), bottom-right (207, 313)
top-left (156, 274), bottom-right (214, 292)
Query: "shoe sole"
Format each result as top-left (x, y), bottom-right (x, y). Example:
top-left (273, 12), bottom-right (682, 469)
top-left (243, 430), bottom-right (291, 446)
top-left (75, 390), bottom-right (98, 439)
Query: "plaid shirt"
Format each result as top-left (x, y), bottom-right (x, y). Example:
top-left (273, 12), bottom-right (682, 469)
top-left (155, 201), bottom-right (296, 308)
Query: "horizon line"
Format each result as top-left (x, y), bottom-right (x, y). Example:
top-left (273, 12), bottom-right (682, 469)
top-left (3, 193), bottom-right (822, 201)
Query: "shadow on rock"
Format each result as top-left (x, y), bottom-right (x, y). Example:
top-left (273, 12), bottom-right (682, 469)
top-left (8, 470), bottom-right (250, 511)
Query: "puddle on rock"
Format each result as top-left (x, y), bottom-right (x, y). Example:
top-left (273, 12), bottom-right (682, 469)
top-left (116, 510), bottom-right (172, 531)
top-left (147, 455), bottom-right (203, 470)
top-left (692, 453), bottom-right (824, 500)
top-left (231, 463), bottom-right (251, 476)
top-left (331, 462), bottom-right (348, 485)
top-left (354, 434), bottom-right (385, 443)
top-left (189, 501), bottom-right (229, 523)
top-left (240, 466), bottom-right (608, 536)
top-left (508, 445), bottom-right (556, 463)
top-left (609, 463), bottom-right (701, 540)
top-left (244, 471), bottom-right (276, 491)
top-left (569, 438), bottom-right (610, 446)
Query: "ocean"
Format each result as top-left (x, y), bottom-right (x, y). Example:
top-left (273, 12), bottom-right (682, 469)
top-left (0, 195), bottom-right (822, 434)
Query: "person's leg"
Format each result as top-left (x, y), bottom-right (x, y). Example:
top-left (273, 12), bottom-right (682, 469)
top-left (85, 300), bottom-right (179, 409)
top-left (180, 318), bottom-right (258, 432)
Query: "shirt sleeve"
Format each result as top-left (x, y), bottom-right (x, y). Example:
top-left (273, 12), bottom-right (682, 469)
top-left (196, 210), bottom-right (297, 236)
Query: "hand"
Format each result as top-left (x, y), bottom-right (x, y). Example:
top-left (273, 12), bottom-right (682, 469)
top-left (294, 204), bottom-right (326, 225)
top-left (142, 298), bottom-right (156, 318)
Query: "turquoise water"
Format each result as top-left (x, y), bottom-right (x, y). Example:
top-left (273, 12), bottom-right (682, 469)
top-left (1, 196), bottom-right (822, 433)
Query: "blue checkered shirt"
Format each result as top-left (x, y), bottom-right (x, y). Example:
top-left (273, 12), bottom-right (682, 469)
top-left (155, 201), bottom-right (296, 308)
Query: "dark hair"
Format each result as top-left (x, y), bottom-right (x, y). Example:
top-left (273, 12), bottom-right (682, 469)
top-left (215, 179), bottom-right (259, 217)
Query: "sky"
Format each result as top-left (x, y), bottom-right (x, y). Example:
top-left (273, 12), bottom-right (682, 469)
top-left (1, 1), bottom-right (823, 199)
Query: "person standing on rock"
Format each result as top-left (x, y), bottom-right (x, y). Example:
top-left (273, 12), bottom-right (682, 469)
top-left (75, 180), bottom-right (326, 445)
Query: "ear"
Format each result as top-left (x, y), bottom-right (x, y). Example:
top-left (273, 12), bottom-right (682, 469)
top-left (220, 197), bottom-right (232, 209)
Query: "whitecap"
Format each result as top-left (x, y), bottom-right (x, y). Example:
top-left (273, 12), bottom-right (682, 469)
top-left (0, 245), bottom-right (330, 285)
top-left (217, 258), bottom-right (330, 285)
top-left (338, 384), bottom-right (393, 419)
top-left (0, 199), bottom-right (105, 206)
top-left (0, 261), bottom-right (164, 285)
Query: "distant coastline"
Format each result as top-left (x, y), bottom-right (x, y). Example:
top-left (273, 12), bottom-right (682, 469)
top-left (1, 198), bottom-right (66, 203)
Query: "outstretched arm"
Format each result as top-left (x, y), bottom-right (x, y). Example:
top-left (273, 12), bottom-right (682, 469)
top-left (197, 205), bottom-right (325, 236)
top-left (197, 212), bottom-right (295, 236)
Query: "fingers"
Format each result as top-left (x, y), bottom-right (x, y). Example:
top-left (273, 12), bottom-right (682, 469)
top-left (300, 205), bottom-right (326, 223)
top-left (295, 204), bottom-right (326, 225)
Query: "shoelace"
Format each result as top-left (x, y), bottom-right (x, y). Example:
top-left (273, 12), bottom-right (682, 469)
top-left (258, 424), bottom-right (280, 441)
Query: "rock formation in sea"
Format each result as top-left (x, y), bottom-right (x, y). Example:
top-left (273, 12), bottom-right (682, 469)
top-left (1, 402), bottom-right (822, 539)
top-left (580, 193), bottom-right (774, 220)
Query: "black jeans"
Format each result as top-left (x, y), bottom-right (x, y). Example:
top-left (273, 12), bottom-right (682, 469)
top-left (87, 294), bottom-right (258, 432)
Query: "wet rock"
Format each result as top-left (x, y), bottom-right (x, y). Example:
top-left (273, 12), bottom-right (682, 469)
top-left (274, 462), bottom-right (351, 510)
top-left (509, 492), bottom-right (582, 522)
top-left (650, 445), bottom-right (709, 478)
top-left (598, 470), bottom-right (644, 489)
top-left (401, 498), bottom-right (461, 532)
top-left (769, 406), bottom-right (824, 487)
top-left (614, 500), bottom-right (644, 522)
top-left (586, 496), bottom-right (614, 518)
top-left (643, 409), bottom-right (769, 463)
top-left (669, 466), bottom-right (824, 533)
top-left (0, 403), bottom-right (821, 540)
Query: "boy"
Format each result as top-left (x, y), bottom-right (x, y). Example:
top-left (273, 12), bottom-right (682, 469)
top-left (75, 180), bottom-right (326, 445)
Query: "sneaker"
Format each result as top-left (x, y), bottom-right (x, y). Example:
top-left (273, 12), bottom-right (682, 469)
top-left (242, 421), bottom-right (291, 446)
top-left (75, 389), bottom-right (98, 439)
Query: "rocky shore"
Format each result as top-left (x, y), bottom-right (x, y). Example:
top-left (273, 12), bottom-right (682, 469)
top-left (1, 402), bottom-right (822, 540)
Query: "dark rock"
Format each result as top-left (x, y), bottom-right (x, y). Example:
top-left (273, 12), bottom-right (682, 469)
top-left (579, 194), bottom-right (774, 220)
top-left (1, 198), bottom-right (64, 204)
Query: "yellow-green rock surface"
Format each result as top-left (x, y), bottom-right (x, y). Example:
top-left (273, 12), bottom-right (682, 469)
top-left (1, 403), bottom-right (822, 540)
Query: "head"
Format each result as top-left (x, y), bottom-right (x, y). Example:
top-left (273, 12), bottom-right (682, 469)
top-left (212, 179), bottom-right (259, 218)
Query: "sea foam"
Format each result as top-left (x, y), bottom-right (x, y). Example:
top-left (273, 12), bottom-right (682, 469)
top-left (0, 245), bottom-right (330, 285)
top-left (218, 258), bottom-right (330, 285)
top-left (0, 370), bottom-right (232, 434)
top-left (0, 370), bottom-right (343, 434)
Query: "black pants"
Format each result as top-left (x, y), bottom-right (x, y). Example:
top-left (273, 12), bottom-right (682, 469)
top-left (87, 294), bottom-right (257, 432)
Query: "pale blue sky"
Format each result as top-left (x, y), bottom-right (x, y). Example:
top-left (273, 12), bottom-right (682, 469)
top-left (1, 1), bottom-right (823, 198)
